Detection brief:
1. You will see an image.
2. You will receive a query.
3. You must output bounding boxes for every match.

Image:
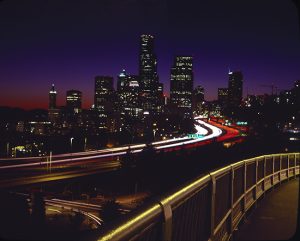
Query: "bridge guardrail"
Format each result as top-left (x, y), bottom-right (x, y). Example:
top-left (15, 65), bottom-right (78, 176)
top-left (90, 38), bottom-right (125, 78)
top-left (97, 152), bottom-right (300, 241)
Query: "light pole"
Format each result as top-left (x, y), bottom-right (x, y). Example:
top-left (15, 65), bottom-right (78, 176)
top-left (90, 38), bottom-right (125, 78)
top-left (70, 137), bottom-right (74, 153)
top-left (84, 137), bottom-right (87, 151)
top-left (6, 142), bottom-right (9, 157)
top-left (49, 151), bottom-right (52, 173)
top-left (153, 129), bottom-right (156, 141)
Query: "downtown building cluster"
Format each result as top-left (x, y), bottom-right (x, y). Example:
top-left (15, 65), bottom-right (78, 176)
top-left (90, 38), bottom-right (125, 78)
top-left (47, 35), bottom-right (202, 139)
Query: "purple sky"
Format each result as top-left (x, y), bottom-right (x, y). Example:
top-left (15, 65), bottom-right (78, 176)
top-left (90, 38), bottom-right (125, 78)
top-left (0, 0), bottom-right (300, 109)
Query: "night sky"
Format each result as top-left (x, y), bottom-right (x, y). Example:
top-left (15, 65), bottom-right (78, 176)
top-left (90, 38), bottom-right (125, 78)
top-left (0, 0), bottom-right (300, 109)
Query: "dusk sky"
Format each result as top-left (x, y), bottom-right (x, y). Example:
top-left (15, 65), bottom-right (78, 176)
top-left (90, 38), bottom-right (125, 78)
top-left (0, 0), bottom-right (300, 109)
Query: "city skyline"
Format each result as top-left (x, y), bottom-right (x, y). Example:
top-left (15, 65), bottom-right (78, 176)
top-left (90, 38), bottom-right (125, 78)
top-left (1, 0), bottom-right (300, 109)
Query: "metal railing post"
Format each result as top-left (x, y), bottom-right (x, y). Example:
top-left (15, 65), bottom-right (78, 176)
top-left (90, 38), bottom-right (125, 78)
top-left (159, 201), bottom-right (172, 241)
top-left (210, 175), bottom-right (216, 240)
top-left (254, 158), bottom-right (258, 202)
top-left (230, 166), bottom-right (234, 233)
top-left (272, 155), bottom-right (275, 188)
top-left (243, 161), bottom-right (247, 213)
top-left (279, 154), bottom-right (282, 184)
top-left (287, 154), bottom-right (290, 180)
top-left (295, 154), bottom-right (297, 178)
top-left (263, 156), bottom-right (266, 195)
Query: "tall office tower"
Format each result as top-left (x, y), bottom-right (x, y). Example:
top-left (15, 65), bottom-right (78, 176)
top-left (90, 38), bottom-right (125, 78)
top-left (139, 34), bottom-right (159, 114)
top-left (170, 56), bottom-right (194, 119)
top-left (292, 80), bottom-right (300, 107)
top-left (48, 84), bottom-right (60, 122)
top-left (228, 71), bottom-right (243, 107)
top-left (66, 90), bottom-right (82, 113)
top-left (94, 76), bottom-right (114, 110)
top-left (157, 82), bottom-right (164, 112)
top-left (117, 69), bottom-right (142, 117)
top-left (193, 85), bottom-right (204, 114)
top-left (94, 76), bottom-right (114, 130)
top-left (218, 88), bottom-right (229, 107)
top-left (49, 84), bottom-right (57, 109)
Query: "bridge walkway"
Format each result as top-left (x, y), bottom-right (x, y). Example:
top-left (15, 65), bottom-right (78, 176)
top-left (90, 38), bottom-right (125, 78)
top-left (234, 177), bottom-right (299, 240)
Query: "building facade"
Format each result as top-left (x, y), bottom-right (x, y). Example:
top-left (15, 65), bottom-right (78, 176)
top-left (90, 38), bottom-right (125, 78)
top-left (170, 56), bottom-right (194, 119)
top-left (228, 71), bottom-right (243, 108)
top-left (139, 34), bottom-right (160, 114)
top-left (66, 90), bottom-right (82, 113)
top-left (193, 85), bottom-right (204, 115)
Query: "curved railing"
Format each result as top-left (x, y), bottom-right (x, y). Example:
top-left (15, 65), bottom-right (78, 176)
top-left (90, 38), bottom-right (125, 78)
top-left (97, 153), bottom-right (300, 241)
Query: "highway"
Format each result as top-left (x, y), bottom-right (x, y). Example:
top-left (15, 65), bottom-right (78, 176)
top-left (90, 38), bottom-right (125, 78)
top-left (0, 118), bottom-right (242, 188)
top-left (0, 119), bottom-right (221, 170)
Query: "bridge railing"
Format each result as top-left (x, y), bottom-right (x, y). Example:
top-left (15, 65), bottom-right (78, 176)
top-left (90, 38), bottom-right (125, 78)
top-left (97, 153), bottom-right (300, 241)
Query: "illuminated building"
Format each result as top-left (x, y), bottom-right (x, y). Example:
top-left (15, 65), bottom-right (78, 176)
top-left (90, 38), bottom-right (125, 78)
top-left (117, 69), bottom-right (142, 118)
top-left (193, 85), bottom-right (204, 114)
top-left (170, 56), bottom-right (193, 119)
top-left (66, 90), bottom-right (82, 113)
top-left (279, 90), bottom-right (292, 105)
top-left (49, 84), bottom-right (57, 109)
top-left (292, 80), bottom-right (300, 106)
top-left (48, 84), bottom-right (60, 122)
top-left (94, 76), bottom-right (114, 131)
top-left (139, 34), bottom-right (160, 114)
top-left (95, 76), bottom-right (114, 110)
top-left (218, 88), bottom-right (228, 107)
top-left (228, 71), bottom-right (243, 108)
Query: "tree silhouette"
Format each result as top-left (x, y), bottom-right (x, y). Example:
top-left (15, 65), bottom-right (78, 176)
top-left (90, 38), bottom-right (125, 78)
top-left (120, 147), bottom-right (136, 170)
top-left (0, 192), bottom-right (30, 239)
top-left (31, 191), bottom-right (46, 226)
top-left (69, 212), bottom-right (85, 231)
top-left (100, 198), bottom-right (122, 225)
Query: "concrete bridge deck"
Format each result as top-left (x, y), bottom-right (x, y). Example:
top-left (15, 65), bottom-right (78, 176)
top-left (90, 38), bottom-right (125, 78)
top-left (234, 177), bottom-right (299, 240)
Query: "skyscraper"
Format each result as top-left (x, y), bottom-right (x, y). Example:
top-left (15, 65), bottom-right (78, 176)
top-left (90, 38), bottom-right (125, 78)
top-left (66, 90), bottom-right (82, 113)
top-left (94, 76), bottom-right (115, 131)
top-left (218, 88), bottom-right (228, 107)
top-left (94, 76), bottom-right (114, 111)
top-left (48, 84), bottom-right (60, 122)
top-left (228, 71), bottom-right (243, 107)
top-left (170, 56), bottom-right (194, 118)
top-left (139, 34), bottom-right (159, 114)
top-left (117, 69), bottom-right (142, 117)
top-left (193, 85), bottom-right (204, 114)
top-left (49, 84), bottom-right (57, 109)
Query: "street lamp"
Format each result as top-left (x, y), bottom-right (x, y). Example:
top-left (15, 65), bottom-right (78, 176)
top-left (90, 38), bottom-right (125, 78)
top-left (153, 129), bottom-right (156, 140)
top-left (70, 137), bottom-right (74, 152)
top-left (84, 137), bottom-right (87, 151)
top-left (6, 142), bottom-right (9, 157)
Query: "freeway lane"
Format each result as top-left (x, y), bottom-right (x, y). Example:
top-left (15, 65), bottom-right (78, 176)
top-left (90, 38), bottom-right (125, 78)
top-left (0, 119), bottom-right (242, 188)
top-left (0, 119), bottom-right (219, 170)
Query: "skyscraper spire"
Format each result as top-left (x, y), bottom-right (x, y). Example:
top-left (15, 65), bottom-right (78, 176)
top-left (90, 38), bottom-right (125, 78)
top-left (49, 83), bottom-right (57, 109)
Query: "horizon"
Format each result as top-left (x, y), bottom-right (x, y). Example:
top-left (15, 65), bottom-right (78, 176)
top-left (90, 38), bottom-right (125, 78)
top-left (1, 0), bottom-right (300, 109)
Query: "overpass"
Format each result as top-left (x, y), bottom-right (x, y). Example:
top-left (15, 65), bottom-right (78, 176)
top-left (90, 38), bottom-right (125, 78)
top-left (97, 152), bottom-right (300, 241)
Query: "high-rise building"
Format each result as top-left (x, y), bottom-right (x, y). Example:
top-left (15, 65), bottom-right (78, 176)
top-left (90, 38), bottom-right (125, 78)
top-left (292, 80), bottom-right (300, 106)
top-left (49, 84), bottom-right (57, 109)
top-left (48, 84), bottom-right (60, 122)
top-left (228, 71), bottom-right (243, 107)
top-left (94, 76), bottom-right (114, 110)
top-left (94, 76), bottom-right (115, 131)
top-left (157, 82), bottom-right (164, 112)
top-left (117, 69), bottom-right (142, 118)
top-left (193, 85), bottom-right (204, 114)
top-left (170, 56), bottom-right (193, 118)
top-left (218, 88), bottom-right (228, 107)
top-left (139, 34), bottom-right (160, 114)
top-left (66, 90), bottom-right (82, 113)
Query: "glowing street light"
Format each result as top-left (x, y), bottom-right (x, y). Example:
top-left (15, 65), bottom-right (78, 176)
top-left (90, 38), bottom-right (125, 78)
top-left (84, 137), bottom-right (87, 151)
top-left (70, 137), bottom-right (74, 152)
